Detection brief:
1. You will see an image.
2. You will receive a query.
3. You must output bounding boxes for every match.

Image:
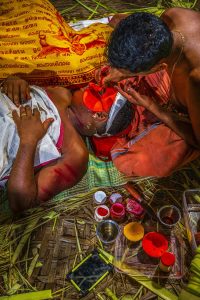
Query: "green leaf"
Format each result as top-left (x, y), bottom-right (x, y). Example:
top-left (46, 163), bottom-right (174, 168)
top-left (0, 290), bottom-right (52, 300)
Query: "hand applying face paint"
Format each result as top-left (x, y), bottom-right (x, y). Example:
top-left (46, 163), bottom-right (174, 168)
top-left (115, 80), bottom-right (154, 109)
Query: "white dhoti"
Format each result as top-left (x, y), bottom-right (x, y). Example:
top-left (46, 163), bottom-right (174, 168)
top-left (0, 86), bottom-right (62, 187)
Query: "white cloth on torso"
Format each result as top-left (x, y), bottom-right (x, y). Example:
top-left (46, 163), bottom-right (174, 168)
top-left (0, 86), bottom-right (61, 187)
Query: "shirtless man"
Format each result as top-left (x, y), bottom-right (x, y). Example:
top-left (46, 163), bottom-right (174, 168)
top-left (97, 8), bottom-right (200, 150)
top-left (1, 76), bottom-right (133, 212)
top-left (2, 82), bottom-right (89, 213)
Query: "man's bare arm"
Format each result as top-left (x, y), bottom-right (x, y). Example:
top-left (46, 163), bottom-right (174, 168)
top-left (116, 83), bottom-right (199, 149)
top-left (8, 105), bottom-right (88, 213)
top-left (186, 74), bottom-right (200, 147)
top-left (1, 70), bottom-right (56, 106)
top-left (8, 106), bottom-right (53, 213)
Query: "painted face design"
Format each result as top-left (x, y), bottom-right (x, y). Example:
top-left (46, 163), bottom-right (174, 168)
top-left (70, 89), bottom-right (98, 136)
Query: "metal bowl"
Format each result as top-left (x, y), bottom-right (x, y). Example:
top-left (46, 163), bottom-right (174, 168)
top-left (96, 220), bottom-right (120, 244)
top-left (157, 205), bottom-right (181, 228)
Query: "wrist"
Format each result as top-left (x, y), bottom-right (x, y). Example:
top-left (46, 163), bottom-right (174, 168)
top-left (145, 100), bottom-right (157, 111)
top-left (19, 139), bottom-right (38, 148)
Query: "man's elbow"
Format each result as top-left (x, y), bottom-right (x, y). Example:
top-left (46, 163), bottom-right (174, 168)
top-left (194, 135), bottom-right (200, 149)
top-left (71, 148), bottom-right (89, 184)
top-left (8, 186), bottom-right (37, 213)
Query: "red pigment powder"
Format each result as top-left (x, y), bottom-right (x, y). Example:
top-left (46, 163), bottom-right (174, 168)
top-left (97, 207), bottom-right (108, 216)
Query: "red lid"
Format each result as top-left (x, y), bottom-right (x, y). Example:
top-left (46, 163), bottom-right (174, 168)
top-left (142, 232), bottom-right (168, 258)
top-left (161, 252), bottom-right (175, 267)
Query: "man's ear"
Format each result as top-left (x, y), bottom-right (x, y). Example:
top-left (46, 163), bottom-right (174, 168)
top-left (159, 62), bottom-right (167, 70)
top-left (92, 111), bottom-right (108, 122)
top-left (150, 62), bottom-right (167, 73)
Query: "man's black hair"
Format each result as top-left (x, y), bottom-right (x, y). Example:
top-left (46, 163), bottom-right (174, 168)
top-left (97, 101), bottom-right (134, 135)
top-left (108, 12), bottom-right (173, 73)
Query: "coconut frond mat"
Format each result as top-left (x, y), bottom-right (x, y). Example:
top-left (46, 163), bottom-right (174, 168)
top-left (0, 0), bottom-right (200, 299)
top-left (0, 157), bottom-right (200, 299)
top-left (50, 0), bottom-right (199, 22)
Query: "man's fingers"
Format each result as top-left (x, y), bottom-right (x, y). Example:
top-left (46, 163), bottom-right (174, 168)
top-left (6, 82), bottom-right (17, 104)
top-left (43, 118), bottom-right (54, 132)
top-left (2, 82), bottom-right (8, 95)
top-left (33, 107), bottom-right (40, 117)
top-left (19, 105), bottom-right (27, 118)
top-left (115, 85), bottom-right (137, 105)
top-left (20, 84), bottom-right (29, 104)
top-left (12, 84), bottom-right (21, 107)
top-left (26, 86), bottom-right (31, 100)
top-left (25, 105), bottom-right (32, 117)
top-left (102, 75), bottom-right (113, 86)
top-left (115, 85), bottom-right (131, 99)
top-left (12, 110), bottom-right (20, 125)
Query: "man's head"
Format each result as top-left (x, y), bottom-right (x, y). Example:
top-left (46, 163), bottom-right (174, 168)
top-left (69, 84), bottom-right (134, 137)
top-left (108, 12), bottom-right (173, 74)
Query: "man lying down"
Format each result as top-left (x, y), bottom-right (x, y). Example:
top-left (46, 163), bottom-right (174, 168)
top-left (0, 76), bottom-right (133, 213)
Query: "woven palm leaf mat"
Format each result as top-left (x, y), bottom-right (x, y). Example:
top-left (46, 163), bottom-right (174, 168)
top-left (50, 0), bottom-right (200, 22)
top-left (0, 0), bottom-right (200, 299)
top-left (1, 162), bottom-right (200, 299)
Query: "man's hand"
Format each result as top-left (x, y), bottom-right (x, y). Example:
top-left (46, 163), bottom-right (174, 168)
top-left (2, 75), bottom-right (31, 107)
top-left (12, 106), bottom-right (54, 144)
top-left (95, 66), bottom-right (134, 86)
top-left (94, 65), bottom-right (111, 85)
top-left (108, 13), bottom-right (129, 28)
top-left (115, 81), bottom-right (154, 109)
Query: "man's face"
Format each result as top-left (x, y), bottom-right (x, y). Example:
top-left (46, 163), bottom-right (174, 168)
top-left (99, 65), bottom-right (163, 85)
top-left (69, 89), bottom-right (107, 136)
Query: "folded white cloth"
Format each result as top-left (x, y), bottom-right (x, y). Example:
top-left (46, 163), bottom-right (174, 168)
top-left (70, 17), bottom-right (110, 31)
top-left (0, 86), bottom-right (61, 187)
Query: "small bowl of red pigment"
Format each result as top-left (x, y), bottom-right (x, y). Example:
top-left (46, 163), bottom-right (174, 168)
top-left (157, 205), bottom-right (181, 228)
top-left (94, 205), bottom-right (110, 222)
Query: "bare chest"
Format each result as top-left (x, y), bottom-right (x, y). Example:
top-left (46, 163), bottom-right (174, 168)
top-left (169, 70), bottom-right (189, 113)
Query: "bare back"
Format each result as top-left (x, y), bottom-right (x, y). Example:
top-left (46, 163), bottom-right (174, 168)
top-left (161, 8), bottom-right (200, 145)
top-left (162, 8), bottom-right (200, 105)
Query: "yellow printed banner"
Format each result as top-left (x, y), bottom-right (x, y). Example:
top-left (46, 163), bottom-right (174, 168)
top-left (0, 0), bottom-right (112, 87)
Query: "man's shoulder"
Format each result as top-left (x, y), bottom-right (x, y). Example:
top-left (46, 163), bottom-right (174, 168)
top-left (162, 7), bottom-right (198, 19)
top-left (189, 67), bottom-right (200, 84)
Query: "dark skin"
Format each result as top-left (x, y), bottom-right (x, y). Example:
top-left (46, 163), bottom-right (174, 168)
top-left (7, 84), bottom-right (89, 213)
top-left (3, 78), bottom-right (109, 213)
top-left (96, 8), bottom-right (200, 149)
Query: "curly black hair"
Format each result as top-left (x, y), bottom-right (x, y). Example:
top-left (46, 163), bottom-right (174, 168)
top-left (108, 12), bottom-right (173, 73)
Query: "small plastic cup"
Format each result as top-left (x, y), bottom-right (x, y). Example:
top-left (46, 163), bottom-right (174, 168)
top-left (93, 191), bottom-right (107, 205)
top-left (157, 205), bottom-right (181, 228)
top-left (94, 205), bottom-right (110, 222)
top-left (110, 203), bottom-right (126, 222)
top-left (96, 220), bottom-right (120, 244)
top-left (109, 193), bottom-right (123, 204)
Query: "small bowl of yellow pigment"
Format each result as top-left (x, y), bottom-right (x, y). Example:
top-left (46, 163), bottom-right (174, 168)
top-left (123, 222), bottom-right (144, 242)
